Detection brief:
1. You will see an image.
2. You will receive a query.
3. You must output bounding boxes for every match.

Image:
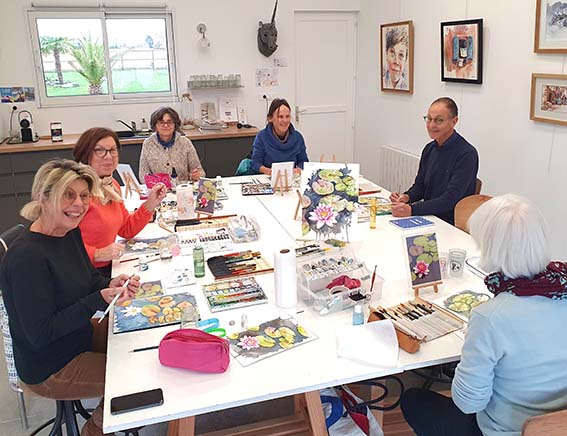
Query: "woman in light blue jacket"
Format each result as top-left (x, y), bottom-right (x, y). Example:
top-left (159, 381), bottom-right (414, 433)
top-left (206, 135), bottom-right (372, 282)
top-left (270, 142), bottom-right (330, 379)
top-left (402, 194), bottom-right (567, 436)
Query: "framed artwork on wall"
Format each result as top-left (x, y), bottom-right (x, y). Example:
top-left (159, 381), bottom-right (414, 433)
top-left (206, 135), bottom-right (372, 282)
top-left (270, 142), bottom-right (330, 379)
top-left (380, 20), bottom-right (414, 93)
top-left (440, 18), bottom-right (483, 84)
top-left (535, 0), bottom-right (567, 53)
top-left (530, 73), bottom-right (567, 126)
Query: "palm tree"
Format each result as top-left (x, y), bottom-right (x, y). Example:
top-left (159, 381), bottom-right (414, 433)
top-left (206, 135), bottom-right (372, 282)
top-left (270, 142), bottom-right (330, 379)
top-left (68, 35), bottom-right (108, 95)
top-left (40, 36), bottom-right (71, 85)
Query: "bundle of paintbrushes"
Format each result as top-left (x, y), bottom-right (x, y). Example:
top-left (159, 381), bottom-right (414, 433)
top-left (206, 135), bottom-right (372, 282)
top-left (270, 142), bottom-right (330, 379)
top-left (371, 297), bottom-right (464, 342)
top-left (295, 243), bottom-right (331, 258)
top-left (174, 214), bottom-right (237, 232)
top-left (206, 250), bottom-right (274, 280)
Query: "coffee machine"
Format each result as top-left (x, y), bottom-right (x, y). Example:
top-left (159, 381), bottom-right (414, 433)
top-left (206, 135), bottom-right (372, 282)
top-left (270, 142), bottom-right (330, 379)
top-left (18, 110), bottom-right (37, 142)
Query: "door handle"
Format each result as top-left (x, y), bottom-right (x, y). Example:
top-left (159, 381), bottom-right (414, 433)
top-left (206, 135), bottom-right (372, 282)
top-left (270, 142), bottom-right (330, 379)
top-left (295, 106), bottom-right (307, 122)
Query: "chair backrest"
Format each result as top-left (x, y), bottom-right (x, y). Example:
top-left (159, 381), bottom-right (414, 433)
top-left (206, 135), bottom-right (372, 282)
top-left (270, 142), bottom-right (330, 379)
top-left (454, 194), bottom-right (492, 233)
top-left (0, 224), bottom-right (25, 389)
top-left (522, 409), bottom-right (567, 436)
top-left (0, 224), bottom-right (25, 264)
top-left (475, 178), bottom-right (482, 195)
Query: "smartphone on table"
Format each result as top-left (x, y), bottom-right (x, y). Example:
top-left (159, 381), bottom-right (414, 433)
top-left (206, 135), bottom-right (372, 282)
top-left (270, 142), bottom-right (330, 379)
top-left (110, 388), bottom-right (164, 415)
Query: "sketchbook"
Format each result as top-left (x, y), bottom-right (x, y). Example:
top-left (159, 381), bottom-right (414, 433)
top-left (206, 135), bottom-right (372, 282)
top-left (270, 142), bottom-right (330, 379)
top-left (227, 316), bottom-right (317, 367)
top-left (389, 216), bottom-right (434, 230)
top-left (113, 292), bottom-right (199, 334)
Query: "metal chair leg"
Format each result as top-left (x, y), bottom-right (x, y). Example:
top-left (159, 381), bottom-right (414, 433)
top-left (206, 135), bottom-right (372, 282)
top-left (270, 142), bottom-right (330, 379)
top-left (45, 401), bottom-right (65, 436)
top-left (73, 399), bottom-right (92, 420)
top-left (62, 400), bottom-right (81, 436)
top-left (16, 389), bottom-right (29, 429)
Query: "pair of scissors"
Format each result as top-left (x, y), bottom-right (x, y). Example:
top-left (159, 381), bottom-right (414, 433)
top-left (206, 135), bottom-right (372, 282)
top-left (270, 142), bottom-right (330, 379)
top-left (196, 318), bottom-right (226, 338)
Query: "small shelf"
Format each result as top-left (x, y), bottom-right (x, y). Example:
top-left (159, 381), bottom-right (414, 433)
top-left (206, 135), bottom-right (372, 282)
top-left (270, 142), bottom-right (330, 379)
top-left (189, 84), bottom-right (244, 90)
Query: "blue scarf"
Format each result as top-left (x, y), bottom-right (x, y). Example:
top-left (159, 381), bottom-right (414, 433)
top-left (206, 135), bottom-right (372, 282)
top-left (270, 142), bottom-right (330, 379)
top-left (157, 132), bottom-right (176, 148)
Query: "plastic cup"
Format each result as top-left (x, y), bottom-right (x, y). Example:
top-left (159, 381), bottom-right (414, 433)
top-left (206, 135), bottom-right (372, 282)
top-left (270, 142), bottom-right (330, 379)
top-left (180, 305), bottom-right (198, 329)
top-left (448, 248), bottom-right (467, 277)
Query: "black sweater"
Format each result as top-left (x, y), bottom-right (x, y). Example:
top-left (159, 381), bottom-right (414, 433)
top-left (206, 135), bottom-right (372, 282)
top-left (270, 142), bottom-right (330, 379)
top-left (0, 227), bottom-right (109, 384)
top-left (405, 131), bottom-right (479, 224)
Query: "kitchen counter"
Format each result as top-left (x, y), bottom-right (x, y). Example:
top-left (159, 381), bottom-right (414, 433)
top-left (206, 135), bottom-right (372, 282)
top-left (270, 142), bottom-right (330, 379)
top-left (0, 124), bottom-right (259, 232)
top-left (0, 125), bottom-right (259, 154)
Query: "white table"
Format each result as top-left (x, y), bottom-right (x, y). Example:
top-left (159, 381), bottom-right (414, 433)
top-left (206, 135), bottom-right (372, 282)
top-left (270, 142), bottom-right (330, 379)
top-left (103, 177), bottom-right (486, 434)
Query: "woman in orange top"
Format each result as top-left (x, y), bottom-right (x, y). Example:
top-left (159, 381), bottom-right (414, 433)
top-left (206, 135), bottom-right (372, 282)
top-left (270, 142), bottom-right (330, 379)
top-left (74, 128), bottom-right (166, 275)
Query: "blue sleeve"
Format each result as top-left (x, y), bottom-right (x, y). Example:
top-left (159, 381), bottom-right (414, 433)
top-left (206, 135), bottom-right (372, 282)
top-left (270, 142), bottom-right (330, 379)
top-left (410, 147), bottom-right (478, 217)
top-left (452, 310), bottom-right (500, 414)
top-left (250, 132), bottom-right (266, 173)
top-left (295, 132), bottom-right (309, 169)
top-left (405, 148), bottom-right (428, 202)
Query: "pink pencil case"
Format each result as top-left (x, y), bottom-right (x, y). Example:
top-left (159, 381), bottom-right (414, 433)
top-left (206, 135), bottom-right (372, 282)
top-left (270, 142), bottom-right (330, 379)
top-left (158, 329), bottom-right (230, 373)
top-left (144, 173), bottom-right (171, 189)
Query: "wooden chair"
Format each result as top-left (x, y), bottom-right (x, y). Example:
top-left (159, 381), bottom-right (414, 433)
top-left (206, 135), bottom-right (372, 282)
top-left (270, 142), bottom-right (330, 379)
top-left (454, 194), bottom-right (492, 233)
top-left (522, 409), bottom-right (567, 436)
top-left (475, 178), bottom-right (482, 195)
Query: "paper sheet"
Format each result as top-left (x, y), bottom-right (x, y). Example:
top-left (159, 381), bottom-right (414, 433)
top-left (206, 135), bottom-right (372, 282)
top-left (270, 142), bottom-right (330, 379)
top-left (336, 319), bottom-right (399, 367)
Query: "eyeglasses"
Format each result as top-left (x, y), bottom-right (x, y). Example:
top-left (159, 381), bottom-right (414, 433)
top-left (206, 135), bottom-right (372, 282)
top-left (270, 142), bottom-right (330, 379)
top-left (157, 120), bottom-right (174, 127)
top-left (423, 116), bottom-right (452, 126)
top-left (63, 190), bottom-right (92, 204)
top-left (93, 147), bottom-right (119, 158)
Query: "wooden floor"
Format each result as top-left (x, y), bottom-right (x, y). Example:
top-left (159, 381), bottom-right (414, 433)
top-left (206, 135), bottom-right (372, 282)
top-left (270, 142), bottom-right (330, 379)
top-left (382, 407), bottom-right (415, 436)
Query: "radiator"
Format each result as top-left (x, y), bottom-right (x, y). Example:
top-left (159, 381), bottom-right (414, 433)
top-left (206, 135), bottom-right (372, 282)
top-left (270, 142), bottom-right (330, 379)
top-left (377, 145), bottom-right (420, 193)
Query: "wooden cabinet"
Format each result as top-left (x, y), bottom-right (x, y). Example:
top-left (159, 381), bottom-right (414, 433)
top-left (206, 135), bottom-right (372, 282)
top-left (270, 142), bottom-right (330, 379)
top-left (0, 132), bottom-right (255, 232)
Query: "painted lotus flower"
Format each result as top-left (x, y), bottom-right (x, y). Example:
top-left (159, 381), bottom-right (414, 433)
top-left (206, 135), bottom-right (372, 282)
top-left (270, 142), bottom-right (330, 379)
top-left (198, 197), bottom-right (208, 208)
top-left (308, 204), bottom-right (337, 229)
top-left (413, 260), bottom-right (430, 278)
top-left (237, 335), bottom-right (260, 350)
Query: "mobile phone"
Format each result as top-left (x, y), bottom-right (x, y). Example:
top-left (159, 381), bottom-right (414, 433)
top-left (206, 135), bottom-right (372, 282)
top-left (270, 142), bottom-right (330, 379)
top-left (110, 388), bottom-right (164, 415)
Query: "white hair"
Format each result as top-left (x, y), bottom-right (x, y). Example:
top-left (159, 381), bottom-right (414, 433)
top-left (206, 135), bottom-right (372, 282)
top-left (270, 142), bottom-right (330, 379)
top-left (468, 194), bottom-right (550, 279)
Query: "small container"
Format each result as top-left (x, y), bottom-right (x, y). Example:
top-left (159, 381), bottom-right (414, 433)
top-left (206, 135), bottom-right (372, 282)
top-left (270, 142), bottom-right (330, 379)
top-left (159, 239), bottom-right (173, 261)
top-left (193, 245), bottom-right (205, 278)
top-left (138, 254), bottom-right (149, 271)
top-left (216, 175), bottom-right (222, 187)
top-left (180, 305), bottom-right (198, 329)
top-left (369, 198), bottom-right (377, 230)
top-left (448, 248), bottom-right (467, 277)
top-left (352, 304), bottom-right (364, 325)
top-left (141, 117), bottom-right (148, 130)
top-left (168, 234), bottom-right (181, 257)
top-left (170, 167), bottom-right (178, 191)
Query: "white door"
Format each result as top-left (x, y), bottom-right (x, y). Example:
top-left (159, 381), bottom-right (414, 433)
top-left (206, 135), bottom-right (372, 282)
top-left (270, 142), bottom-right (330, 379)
top-left (294, 11), bottom-right (357, 164)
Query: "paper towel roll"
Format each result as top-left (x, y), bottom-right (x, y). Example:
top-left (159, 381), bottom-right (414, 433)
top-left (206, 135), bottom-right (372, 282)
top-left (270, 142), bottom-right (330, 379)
top-left (176, 184), bottom-right (195, 220)
top-left (274, 248), bottom-right (298, 308)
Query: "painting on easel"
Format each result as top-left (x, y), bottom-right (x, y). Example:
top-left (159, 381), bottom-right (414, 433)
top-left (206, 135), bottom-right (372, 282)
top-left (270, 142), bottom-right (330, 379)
top-left (404, 232), bottom-right (442, 295)
top-left (270, 161), bottom-right (294, 193)
top-left (195, 178), bottom-right (217, 215)
top-left (116, 164), bottom-right (143, 197)
top-left (300, 162), bottom-right (359, 241)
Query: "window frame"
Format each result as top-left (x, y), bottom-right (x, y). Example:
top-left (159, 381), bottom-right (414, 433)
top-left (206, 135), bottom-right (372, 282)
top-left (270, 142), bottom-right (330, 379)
top-left (27, 7), bottom-right (179, 108)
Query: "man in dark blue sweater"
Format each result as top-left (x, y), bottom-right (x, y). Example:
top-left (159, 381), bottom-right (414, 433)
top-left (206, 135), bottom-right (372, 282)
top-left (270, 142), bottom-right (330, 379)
top-left (390, 97), bottom-right (478, 225)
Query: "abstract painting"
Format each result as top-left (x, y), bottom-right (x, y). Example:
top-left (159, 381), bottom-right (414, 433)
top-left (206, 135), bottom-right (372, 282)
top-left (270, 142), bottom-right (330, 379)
top-left (530, 73), bottom-right (567, 126)
top-left (441, 19), bottom-right (483, 84)
top-left (301, 162), bottom-right (359, 241)
top-left (535, 0), bottom-right (567, 52)
top-left (380, 20), bottom-right (414, 93)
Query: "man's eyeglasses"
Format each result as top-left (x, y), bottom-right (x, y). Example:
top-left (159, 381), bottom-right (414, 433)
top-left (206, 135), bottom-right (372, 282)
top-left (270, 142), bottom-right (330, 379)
top-left (93, 147), bottom-right (119, 158)
top-left (63, 190), bottom-right (92, 204)
top-left (157, 120), bottom-right (174, 127)
top-left (423, 116), bottom-right (452, 126)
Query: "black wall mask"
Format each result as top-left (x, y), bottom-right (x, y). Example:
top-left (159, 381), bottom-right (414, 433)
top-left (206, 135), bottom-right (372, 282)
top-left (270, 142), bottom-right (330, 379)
top-left (258, 0), bottom-right (278, 57)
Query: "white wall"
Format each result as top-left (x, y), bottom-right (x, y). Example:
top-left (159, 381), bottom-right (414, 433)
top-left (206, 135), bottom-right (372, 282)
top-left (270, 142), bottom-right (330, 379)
top-left (355, 0), bottom-right (567, 258)
top-left (0, 0), bottom-right (360, 137)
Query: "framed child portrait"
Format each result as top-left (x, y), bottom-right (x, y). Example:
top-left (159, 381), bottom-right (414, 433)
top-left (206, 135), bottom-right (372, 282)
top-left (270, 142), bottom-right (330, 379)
top-left (380, 20), bottom-right (414, 93)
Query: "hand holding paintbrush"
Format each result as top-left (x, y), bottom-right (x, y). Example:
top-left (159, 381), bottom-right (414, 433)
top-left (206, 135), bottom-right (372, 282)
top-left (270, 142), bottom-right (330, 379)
top-left (98, 273), bottom-right (138, 323)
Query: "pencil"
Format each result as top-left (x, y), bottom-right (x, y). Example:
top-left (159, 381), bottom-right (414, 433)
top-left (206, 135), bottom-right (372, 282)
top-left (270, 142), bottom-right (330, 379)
top-left (369, 265), bottom-right (377, 293)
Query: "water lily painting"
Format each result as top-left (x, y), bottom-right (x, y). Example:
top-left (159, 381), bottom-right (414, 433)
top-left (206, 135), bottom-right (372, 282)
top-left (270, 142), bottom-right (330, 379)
top-left (301, 163), bottom-right (360, 241)
top-left (405, 232), bottom-right (442, 288)
top-left (195, 178), bottom-right (217, 215)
